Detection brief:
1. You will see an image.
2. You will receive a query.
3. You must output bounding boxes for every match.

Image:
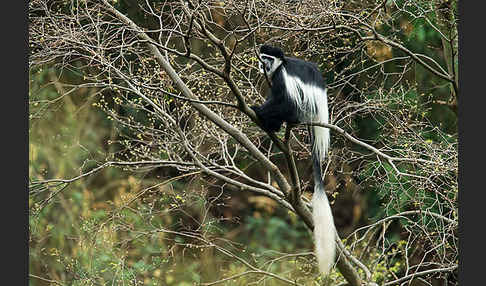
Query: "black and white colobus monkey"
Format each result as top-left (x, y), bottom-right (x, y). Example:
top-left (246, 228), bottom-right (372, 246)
top-left (251, 45), bottom-right (336, 275)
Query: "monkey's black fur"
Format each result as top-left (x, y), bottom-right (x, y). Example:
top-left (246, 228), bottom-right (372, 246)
top-left (252, 45), bottom-right (336, 275)
top-left (251, 45), bottom-right (326, 133)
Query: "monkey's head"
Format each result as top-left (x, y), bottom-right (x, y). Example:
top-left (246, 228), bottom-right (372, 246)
top-left (258, 45), bottom-right (284, 78)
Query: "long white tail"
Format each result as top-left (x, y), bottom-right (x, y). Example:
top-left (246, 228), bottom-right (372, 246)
top-left (312, 184), bottom-right (336, 275)
top-left (309, 87), bottom-right (335, 275)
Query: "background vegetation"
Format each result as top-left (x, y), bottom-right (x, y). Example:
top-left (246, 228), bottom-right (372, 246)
top-left (29, 0), bottom-right (458, 285)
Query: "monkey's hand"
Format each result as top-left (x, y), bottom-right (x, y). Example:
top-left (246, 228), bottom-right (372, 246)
top-left (250, 105), bottom-right (283, 133)
top-left (250, 105), bottom-right (262, 124)
top-left (250, 105), bottom-right (262, 122)
top-left (250, 105), bottom-right (261, 113)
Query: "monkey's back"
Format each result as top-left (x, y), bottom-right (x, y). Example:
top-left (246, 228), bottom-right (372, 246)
top-left (283, 57), bottom-right (327, 89)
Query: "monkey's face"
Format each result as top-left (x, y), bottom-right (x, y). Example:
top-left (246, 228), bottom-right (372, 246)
top-left (259, 53), bottom-right (282, 78)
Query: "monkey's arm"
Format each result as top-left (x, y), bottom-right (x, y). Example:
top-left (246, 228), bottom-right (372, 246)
top-left (251, 93), bottom-right (297, 133)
